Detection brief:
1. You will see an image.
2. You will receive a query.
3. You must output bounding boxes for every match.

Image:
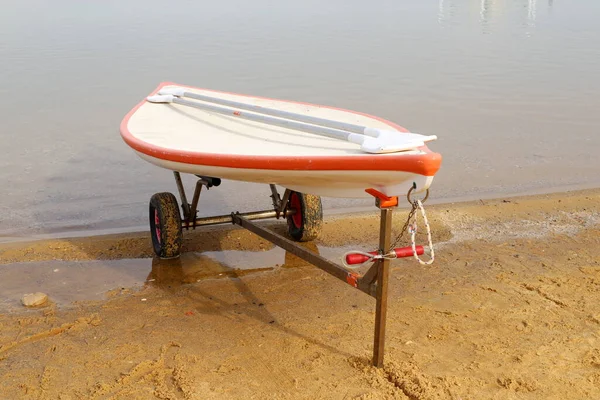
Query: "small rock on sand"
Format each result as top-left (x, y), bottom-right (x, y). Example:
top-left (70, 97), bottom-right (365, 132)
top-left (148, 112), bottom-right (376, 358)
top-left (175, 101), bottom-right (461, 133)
top-left (22, 292), bottom-right (49, 307)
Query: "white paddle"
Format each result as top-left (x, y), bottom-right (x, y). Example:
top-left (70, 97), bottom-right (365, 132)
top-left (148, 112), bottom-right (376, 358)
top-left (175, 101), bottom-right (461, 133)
top-left (159, 86), bottom-right (438, 146)
top-left (160, 86), bottom-right (376, 135)
top-left (146, 93), bottom-right (436, 154)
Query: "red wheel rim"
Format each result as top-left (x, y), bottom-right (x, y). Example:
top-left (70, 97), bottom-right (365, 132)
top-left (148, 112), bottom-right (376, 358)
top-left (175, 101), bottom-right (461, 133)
top-left (154, 209), bottom-right (161, 244)
top-left (290, 193), bottom-right (302, 228)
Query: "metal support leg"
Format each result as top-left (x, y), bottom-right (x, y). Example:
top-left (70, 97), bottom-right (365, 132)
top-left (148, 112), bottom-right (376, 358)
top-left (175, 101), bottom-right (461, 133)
top-left (279, 189), bottom-right (291, 215)
top-left (174, 173), bottom-right (211, 228)
top-left (173, 172), bottom-right (191, 220)
top-left (373, 208), bottom-right (393, 367)
top-left (189, 180), bottom-right (204, 226)
top-left (269, 185), bottom-right (292, 218)
top-left (269, 184), bottom-right (281, 211)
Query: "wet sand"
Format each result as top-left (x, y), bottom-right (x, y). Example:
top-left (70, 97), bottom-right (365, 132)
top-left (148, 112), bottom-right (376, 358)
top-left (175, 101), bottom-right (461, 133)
top-left (1, 189), bottom-right (600, 399)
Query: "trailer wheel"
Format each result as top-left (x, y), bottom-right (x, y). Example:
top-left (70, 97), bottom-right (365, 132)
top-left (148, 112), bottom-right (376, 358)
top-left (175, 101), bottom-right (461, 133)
top-left (149, 192), bottom-right (182, 258)
top-left (286, 191), bottom-right (323, 242)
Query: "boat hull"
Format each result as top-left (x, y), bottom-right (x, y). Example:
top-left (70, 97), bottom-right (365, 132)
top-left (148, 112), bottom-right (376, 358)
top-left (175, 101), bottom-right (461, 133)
top-left (121, 82), bottom-right (441, 198)
top-left (136, 151), bottom-right (433, 198)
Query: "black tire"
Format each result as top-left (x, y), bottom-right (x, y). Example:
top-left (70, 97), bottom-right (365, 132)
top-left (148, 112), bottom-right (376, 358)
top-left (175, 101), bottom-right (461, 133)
top-left (149, 192), bottom-right (182, 259)
top-left (286, 191), bottom-right (323, 242)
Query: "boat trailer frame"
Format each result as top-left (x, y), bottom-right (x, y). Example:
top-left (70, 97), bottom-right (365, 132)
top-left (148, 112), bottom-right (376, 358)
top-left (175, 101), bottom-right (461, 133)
top-left (171, 171), bottom-right (399, 368)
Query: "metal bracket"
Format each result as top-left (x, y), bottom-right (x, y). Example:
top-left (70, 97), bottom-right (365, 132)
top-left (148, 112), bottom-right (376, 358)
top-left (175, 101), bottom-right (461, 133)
top-left (174, 172), bottom-right (224, 229)
top-left (269, 185), bottom-right (292, 219)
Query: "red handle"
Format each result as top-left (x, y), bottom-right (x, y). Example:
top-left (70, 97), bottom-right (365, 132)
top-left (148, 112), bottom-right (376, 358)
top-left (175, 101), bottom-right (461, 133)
top-left (345, 245), bottom-right (424, 265)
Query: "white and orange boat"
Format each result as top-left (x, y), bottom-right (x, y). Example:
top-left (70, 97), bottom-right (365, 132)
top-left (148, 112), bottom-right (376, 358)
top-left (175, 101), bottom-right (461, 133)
top-left (120, 82), bottom-right (441, 368)
top-left (120, 82), bottom-right (441, 199)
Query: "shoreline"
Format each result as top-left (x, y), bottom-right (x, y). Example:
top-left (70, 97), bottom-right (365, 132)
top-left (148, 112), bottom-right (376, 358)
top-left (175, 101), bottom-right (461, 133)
top-left (2, 183), bottom-right (599, 245)
top-left (1, 187), bottom-right (598, 265)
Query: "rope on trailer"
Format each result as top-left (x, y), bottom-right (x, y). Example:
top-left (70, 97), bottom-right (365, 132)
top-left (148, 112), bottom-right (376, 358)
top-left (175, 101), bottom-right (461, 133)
top-left (388, 185), bottom-right (434, 265)
top-left (408, 199), bottom-right (435, 265)
top-left (341, 185), bottom-right (435, 268)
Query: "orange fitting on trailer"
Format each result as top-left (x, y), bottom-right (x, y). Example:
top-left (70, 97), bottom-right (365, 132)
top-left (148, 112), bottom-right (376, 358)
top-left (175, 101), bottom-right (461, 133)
top-left (346, 272), bottom-right (360, 288)
top-left (365, 188), bottom-right (398, 208)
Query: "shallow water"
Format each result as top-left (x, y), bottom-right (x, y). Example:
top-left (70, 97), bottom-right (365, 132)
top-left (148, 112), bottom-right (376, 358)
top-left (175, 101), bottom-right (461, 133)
top-left (0, 245), bottom-right (358, 311)
top-left (1, 0), bottom-right (599, 238)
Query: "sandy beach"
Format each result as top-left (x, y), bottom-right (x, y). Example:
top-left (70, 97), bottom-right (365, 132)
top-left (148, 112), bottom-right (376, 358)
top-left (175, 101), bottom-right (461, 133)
top-left (2, 1), bottom-right (600, 398)
top-left (0, 189), bottom-right (599, 399)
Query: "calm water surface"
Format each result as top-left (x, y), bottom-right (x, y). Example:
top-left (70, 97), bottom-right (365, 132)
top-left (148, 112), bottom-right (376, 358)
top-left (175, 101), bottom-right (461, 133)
top-left (1, 0), bottom-right (599, 238)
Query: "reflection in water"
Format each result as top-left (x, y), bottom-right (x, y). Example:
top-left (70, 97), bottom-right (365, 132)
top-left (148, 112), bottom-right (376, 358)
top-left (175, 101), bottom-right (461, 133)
top-left (147, 242), bottom-right (325, 290)
top-left (438, 0), bottom-right (549, 31)
top-left (0, 241), bottom-right (356, 313)
top-left (0, 240), bottom-right (412, 312)
top-left (146, 253), bottom-right (275, 290)
top-left (438, 0), bottom-right (458, 24)
top-left (438, 0), bottom-right (445, 23)
top-left (0, 246), bottom-right (322, 312)
top-left (480, 0), bottom-right (490, 29)
top-left (527, 0), bottom-right (538, 28)
top-left (0, 258), bottom-right (152, 311)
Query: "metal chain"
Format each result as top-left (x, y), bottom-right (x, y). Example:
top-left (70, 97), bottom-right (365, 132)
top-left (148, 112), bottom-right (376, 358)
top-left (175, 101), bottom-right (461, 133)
top-left (388, 200), bottom-right (418, 252)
